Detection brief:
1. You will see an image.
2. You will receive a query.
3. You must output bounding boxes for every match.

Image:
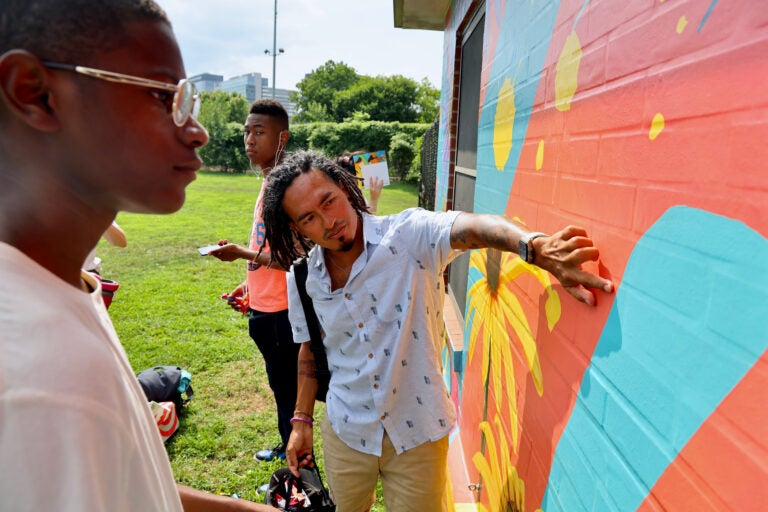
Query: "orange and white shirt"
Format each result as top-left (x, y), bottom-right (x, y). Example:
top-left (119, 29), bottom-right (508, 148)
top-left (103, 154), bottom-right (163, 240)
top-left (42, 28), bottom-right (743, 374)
top-left (247, 182), bottom-right (288, 313)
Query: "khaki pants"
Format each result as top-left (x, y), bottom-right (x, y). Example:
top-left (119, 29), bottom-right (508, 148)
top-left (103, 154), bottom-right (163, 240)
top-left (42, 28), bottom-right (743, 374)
top-left (321, 417), bottom-right (450, 512)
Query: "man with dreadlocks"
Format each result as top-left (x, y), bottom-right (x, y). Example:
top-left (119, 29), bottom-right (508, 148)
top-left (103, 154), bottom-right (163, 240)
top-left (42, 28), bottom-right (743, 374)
top-left (260, 150), bottom-right (614, 511)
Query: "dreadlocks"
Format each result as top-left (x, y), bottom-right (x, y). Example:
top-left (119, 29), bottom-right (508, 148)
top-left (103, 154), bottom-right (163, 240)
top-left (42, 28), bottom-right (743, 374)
top-left (262, 150), bottom-right (370, 269)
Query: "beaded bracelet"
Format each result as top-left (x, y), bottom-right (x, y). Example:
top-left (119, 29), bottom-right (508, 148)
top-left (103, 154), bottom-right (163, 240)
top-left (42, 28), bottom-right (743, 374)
top-left (290, 416), bottom-right (313, 427)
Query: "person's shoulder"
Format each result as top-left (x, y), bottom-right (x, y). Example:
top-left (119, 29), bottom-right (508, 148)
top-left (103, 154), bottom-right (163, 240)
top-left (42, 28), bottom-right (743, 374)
top-left (392, 207), bottom-right (454, 227)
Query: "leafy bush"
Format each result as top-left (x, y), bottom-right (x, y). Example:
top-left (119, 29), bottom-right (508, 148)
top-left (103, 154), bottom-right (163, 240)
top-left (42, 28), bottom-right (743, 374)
top-left (287, 120), bottom-right (429, 164)
top-left (388, 133), bottom-right (416, 181)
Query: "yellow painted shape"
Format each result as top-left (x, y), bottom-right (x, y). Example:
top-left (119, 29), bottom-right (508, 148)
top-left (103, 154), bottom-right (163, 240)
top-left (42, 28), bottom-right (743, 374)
top-left (454, 505), bottom-right (483, 512)
top-left (555, 31), bottom-right (583, 111)
top-left (536, 140), bottom-right (545, 170)
top-left (493, 78), bottom-right (516, 170)
top-left (677, 16), bottom-right (688, 34)
top-left (472, 418), bottom-right (529, 512)
top-left (650, 113), bottom-right (665, 140)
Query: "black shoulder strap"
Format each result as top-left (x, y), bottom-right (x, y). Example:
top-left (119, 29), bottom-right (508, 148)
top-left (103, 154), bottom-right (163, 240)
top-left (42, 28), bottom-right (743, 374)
top-left (293, 257), bottom-right (331, 402)
top-left (293, 258), bottom-right (322, 345)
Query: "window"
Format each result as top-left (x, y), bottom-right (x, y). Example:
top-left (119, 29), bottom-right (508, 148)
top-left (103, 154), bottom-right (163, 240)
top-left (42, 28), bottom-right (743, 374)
top-left (448, 7), bottom-right (484, 318)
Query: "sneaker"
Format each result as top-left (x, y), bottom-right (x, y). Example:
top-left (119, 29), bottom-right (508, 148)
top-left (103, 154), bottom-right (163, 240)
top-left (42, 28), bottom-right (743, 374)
top-left (254, 444), bottom-right (286, 462)
top-left (257, 482), bottom-right (270, 495)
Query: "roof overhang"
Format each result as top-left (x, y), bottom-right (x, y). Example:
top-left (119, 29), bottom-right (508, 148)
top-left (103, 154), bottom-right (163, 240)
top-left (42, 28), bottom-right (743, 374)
top-left (393, 0), bottom-right (450, 31)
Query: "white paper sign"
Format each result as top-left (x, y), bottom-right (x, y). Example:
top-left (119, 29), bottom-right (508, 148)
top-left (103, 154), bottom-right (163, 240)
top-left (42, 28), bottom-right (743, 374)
top-left (361, 161), bottom-right (391, 189)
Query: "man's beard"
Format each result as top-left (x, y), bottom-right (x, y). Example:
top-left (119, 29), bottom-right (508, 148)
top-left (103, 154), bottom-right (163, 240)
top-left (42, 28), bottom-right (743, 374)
top-left (337, 238), bottom-right (355, 252)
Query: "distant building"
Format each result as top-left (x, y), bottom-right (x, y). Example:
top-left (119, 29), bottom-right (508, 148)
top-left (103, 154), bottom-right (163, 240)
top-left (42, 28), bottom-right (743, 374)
top-left (220, 73), bottom-right (264, 103)
top-left (188, 73), bottom-right (223, 92)
top-left (191, 71), bottom-right (298, 119)
top-left (264, 87), bottom-right (297, 119)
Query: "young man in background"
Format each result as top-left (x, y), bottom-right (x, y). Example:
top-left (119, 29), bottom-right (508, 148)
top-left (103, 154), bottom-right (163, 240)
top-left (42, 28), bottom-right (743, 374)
top-left (208, 99), bottom-right (299, 463)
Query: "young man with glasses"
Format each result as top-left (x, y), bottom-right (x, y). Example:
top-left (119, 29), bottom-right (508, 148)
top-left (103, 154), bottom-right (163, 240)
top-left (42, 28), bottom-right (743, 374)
top-left (0, 1), bottom-right (277, 510)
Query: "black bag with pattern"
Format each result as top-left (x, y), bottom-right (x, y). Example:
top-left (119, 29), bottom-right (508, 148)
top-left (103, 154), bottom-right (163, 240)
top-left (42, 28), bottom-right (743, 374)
top-left (264, 463), bottom-right (335, 512)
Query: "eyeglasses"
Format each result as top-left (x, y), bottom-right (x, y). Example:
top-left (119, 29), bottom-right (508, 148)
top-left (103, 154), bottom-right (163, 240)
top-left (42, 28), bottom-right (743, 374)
top-left (42, 61), bottom-right (200, 127)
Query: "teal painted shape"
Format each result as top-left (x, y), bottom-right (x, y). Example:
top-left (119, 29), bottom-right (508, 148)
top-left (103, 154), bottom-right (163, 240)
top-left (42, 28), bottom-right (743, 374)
top-left (475, 0), bottom-right (562, 214)
top-left (457, 261), bottom-right (487, 402)
top-left (541, 206), bottom-right (768, 511)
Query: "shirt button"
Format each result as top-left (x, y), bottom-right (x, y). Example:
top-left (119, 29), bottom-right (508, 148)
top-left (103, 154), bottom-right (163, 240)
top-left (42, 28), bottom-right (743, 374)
top-left (373, 383), bottom-right (379, 389)
top-left (358, 322), bottom-right (364, 328)
top-left (368, 353), bottom-right (374, 359)
top-left (380, 415), bottom-right (386, 421)
top-left (344, 293), bottom-right (351, 299)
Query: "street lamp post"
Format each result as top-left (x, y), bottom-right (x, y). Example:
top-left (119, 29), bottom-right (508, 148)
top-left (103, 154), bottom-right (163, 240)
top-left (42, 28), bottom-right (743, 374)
top-left (263, 0), bottom-right (284, 99)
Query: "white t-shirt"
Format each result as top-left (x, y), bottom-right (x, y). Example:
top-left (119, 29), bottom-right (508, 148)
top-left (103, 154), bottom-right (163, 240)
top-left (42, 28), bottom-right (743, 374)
top-left (0, 242), bottom-right (182, 512)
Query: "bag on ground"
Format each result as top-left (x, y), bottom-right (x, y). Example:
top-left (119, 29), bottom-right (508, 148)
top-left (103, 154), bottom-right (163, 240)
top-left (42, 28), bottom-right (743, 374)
top-left (136, 365), bottom-right (194, 414)
top-left (149, 401), bottom-right (179, 442)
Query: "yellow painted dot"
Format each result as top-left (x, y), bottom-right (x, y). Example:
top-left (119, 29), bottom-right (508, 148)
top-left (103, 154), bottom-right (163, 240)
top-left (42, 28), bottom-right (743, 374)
top-left (536, 140), bottom-right (545, 170)
top-left (493, 78), bottom-right (516, 170)
top-left (555, 31), bottom-right (583, 111)
top-left (649, 113), bottom-right (665, 140)
top-left (676, 16), bottom-right (688, 34)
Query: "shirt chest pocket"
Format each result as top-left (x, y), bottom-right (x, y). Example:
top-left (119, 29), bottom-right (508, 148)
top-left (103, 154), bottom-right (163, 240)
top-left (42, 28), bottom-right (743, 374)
top-left (360, 247), bottom-right (413, 324)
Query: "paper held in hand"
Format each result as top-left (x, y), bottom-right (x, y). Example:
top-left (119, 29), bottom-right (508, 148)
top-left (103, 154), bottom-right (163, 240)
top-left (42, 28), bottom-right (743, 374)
top-left (352, 150), bottom-right (390, 189)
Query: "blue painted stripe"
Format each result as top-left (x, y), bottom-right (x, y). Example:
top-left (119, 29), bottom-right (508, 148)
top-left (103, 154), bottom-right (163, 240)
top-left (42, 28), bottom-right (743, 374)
top-left (541, 207), bottom-right (768, 511)
top-left (698, 0), bottom-right (719, 32)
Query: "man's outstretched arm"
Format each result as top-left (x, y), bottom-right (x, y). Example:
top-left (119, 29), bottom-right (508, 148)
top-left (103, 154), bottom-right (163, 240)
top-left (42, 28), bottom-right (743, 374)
top-left (450, 213), bottom-right (613, 306)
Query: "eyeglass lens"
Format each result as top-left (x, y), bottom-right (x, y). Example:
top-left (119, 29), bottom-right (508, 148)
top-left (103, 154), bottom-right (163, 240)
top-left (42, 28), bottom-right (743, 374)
top-left (173, 80), bottom-right (199, 126)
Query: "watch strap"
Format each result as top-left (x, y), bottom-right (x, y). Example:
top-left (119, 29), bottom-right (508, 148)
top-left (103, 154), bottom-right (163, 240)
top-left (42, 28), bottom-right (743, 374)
top-left (519, 231), bottom-right (548, 264)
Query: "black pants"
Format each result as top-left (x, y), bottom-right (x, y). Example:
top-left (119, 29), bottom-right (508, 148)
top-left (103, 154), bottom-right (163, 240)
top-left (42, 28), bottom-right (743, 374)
top-left (248, 308), bottom-right (299, 447)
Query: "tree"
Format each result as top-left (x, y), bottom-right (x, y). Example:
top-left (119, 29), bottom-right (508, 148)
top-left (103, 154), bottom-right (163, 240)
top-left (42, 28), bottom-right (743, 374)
top-left (415, 78), bottom-right (440, 123)
top-left (292, 60), bottom-right (359, 123)
top-left (291, 60), bottom-right (440, 124)
top-left (198, 91), bottom-right (250, 172)
top-left (334, 75), bottom-right (420, 123)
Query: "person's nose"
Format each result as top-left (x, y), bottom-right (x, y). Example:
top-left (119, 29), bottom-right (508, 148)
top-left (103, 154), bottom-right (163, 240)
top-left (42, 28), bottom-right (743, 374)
top-left (319, 210), bottom-right (336, 230)
top-left (182, 117), bottom-right (209, 148)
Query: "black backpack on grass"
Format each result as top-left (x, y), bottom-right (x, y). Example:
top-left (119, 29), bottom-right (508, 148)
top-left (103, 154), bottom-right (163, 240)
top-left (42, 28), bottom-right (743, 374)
top-left (136, 365), bottom-right (194, 413)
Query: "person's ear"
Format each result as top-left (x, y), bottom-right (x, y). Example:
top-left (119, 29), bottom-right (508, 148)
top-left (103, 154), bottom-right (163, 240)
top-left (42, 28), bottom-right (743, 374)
top-left (279, 129), bottom-right (290, 146)
top-left (0, 50), bottom-right (60, 132)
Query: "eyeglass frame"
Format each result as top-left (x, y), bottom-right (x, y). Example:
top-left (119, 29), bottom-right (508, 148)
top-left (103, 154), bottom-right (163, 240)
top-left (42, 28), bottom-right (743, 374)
top-left (42, 61), bottom-right (200, 127)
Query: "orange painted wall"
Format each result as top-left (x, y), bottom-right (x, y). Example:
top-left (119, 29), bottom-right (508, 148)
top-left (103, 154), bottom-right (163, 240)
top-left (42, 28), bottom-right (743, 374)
top-left (435, 1), bottom-right (768, 510)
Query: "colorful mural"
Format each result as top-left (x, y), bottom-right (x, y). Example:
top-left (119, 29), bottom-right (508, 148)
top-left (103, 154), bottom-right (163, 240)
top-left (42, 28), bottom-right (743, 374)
top-left (435, 0), bottom-right (768, 511)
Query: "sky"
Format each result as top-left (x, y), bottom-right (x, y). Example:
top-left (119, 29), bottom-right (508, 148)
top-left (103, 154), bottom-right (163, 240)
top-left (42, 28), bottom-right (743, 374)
top-left (161, 0), bottom-right (446, 91)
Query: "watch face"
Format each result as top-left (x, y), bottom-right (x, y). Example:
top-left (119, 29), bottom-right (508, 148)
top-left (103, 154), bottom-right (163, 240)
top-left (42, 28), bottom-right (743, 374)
top-left (519, 239), bottom-right (530, 263)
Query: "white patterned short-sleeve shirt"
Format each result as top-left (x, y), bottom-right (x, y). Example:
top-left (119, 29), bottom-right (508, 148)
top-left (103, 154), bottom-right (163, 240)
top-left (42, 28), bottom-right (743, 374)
top-left (287, 208), bottom-right (463, 456)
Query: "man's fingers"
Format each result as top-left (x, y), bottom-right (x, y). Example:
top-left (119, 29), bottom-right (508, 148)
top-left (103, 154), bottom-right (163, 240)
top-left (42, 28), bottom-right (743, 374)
top-left (563, 246), bottom-right (600, 265)
top-left (563, 284), bottom-right (596, 306)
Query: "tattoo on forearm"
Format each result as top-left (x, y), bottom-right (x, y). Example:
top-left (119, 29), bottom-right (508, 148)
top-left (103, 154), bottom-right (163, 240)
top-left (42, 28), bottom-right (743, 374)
top-left (298, 358), bottom-right (317, 379)
top-left (451, 217), bottom-right (513, 250)
top-left (451, 227), bottom-right (481, 248)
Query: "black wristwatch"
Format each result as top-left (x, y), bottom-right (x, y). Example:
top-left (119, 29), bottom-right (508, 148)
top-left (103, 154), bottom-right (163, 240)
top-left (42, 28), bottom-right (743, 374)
top-left (519, 232), bottom-right (548, 264)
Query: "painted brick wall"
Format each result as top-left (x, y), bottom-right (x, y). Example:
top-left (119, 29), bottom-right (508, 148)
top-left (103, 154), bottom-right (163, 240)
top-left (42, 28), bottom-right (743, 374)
top-left (436, 1), bottom-right (768, 511)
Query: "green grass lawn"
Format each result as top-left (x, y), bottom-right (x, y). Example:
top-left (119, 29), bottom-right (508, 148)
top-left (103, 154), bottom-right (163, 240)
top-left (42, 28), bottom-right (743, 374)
top-left (99, 170), bottom-right (418, 506)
